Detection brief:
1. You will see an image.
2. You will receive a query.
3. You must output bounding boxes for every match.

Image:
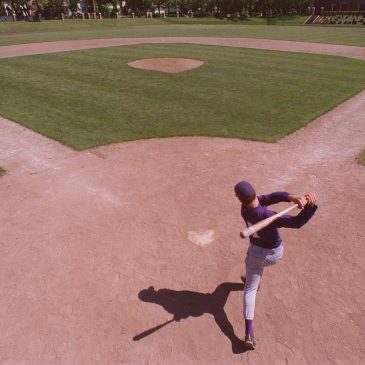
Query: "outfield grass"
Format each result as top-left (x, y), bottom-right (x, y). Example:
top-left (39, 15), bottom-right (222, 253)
top-left (0, 44), bottom-right (364, 149)
top-left (1, 19), bottom-right (365, 46)
top-left (163, 15), bottom-right (308, 26)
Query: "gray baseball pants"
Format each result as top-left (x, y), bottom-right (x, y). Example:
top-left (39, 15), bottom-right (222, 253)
top-left (244, 243), bottom-right (284, 320)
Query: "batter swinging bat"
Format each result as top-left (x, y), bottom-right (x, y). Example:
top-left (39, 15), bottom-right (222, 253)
top-left (240, 204), bottom-right (299, 238)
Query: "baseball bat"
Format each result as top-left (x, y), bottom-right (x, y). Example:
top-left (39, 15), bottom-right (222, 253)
top-left (240, 204), bottom-right (298, 238)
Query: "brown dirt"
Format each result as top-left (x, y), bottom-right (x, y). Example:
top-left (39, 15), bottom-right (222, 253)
top-left (0, 39), bottom-right (365, 365)
top-left (128, 58), bottom-right (204, 73)
top-left (0, 37), bottom-right (364, 60)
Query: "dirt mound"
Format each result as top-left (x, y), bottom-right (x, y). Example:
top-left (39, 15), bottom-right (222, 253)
top-left (128, 58), bottom-right (204, 73)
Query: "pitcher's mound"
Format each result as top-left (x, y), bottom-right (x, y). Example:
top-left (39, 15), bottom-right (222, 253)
top-left (128, 58), bottom-right (204, 74)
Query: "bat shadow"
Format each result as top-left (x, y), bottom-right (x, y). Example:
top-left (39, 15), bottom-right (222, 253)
top-left (133, 282), bottom-right (249, 354)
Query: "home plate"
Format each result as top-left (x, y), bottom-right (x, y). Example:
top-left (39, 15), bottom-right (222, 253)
top-left (188, 230), bottom-right (215, 247)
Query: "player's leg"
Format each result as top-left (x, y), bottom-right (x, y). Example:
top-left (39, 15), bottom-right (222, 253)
top-left (242, 244), bottom-right (283, 349)
top-left (243, 260), bottom-right (264, 349)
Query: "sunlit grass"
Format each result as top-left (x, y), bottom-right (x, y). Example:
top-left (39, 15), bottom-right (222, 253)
top-left (0, 18), bottom-right (365, 46)
top-left (0, 44), bottom-right (364, 149)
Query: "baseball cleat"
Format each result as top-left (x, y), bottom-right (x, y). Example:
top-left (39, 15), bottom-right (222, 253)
top-left (244, 334), bottom-right (256, 350)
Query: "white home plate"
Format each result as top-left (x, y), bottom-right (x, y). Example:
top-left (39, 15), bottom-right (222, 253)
top-left (188, 230), bottom-right (215, 247)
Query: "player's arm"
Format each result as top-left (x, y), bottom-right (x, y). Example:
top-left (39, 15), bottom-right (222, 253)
top-left (258, 192), bottom-right (290, 206)
top-left (273, 194), bottom-right (318, 229)
top-left (259, 192), bottom-right (316, 209)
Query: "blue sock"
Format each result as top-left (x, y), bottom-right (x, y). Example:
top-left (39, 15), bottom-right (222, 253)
top-left (245, 319), bottom-right (254, 336)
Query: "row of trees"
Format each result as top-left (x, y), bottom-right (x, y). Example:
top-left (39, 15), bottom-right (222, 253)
top-left (5, 0), bottom-right (361, 19)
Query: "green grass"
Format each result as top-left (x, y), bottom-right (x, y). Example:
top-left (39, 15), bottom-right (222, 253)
top-left (1, 44), bottom-right (364, 150)
top-left (163, 15), bottom-right (308, 26)
top-left (357, 150), bottom-right (365, 166)
top-left (0, 167), bottom-right (6, 177)
top-left (1, 19), bottom-right (365, 46)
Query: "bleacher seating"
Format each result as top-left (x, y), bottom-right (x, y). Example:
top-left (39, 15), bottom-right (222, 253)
top-left (319, 11), bottom-right (365, 25)
top-left (328, 15), bottom-right (365, 25)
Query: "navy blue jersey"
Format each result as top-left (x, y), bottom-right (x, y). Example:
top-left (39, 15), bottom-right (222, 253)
top-left (241, 192), bottom-right (318, 249)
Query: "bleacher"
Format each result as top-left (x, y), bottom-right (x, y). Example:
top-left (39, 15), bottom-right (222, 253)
top-left (327, 14), bottom-right (365, 24)
top-left (320, 11), bottom-right (365, 25)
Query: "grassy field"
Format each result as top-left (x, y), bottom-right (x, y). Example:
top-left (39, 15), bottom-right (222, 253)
top-left (1, 43), bottom-right (364, 149)
top-left (1, 18), bottom-right (365, 46)
top-left (163, 15), bottom-right (308, 25)
top-left (357, 150), bottom-right (365, 166)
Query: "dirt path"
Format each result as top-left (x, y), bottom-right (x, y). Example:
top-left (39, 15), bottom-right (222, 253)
top-left (0, 39), bottom-right (364, 365)
top-left (0, 37), bottom-right (365, 60)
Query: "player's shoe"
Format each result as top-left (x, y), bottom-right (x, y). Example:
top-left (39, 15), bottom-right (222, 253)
top-left (243, 334), bottom-right (256, 350)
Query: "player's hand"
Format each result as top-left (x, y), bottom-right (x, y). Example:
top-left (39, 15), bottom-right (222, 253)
top-left (305, 193), bottom-right (316, 206)
top-left (288, 194), bottom-right (307, 209)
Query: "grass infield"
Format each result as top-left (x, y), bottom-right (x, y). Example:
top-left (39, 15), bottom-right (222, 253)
top-left (0, 44), bottom-right (364, 149)
top-left (1, 19), bottom-right (365, 46)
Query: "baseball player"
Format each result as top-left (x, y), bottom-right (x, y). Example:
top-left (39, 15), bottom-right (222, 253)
top-left (234, 181), bottom-right (317, 350)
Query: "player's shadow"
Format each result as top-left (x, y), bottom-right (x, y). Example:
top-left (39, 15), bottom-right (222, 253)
top-left (133, 282), bottom-right (247, 354)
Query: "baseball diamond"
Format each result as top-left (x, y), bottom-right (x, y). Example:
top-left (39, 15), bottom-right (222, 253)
top-left (0, 30), bottom-right (364, 365)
